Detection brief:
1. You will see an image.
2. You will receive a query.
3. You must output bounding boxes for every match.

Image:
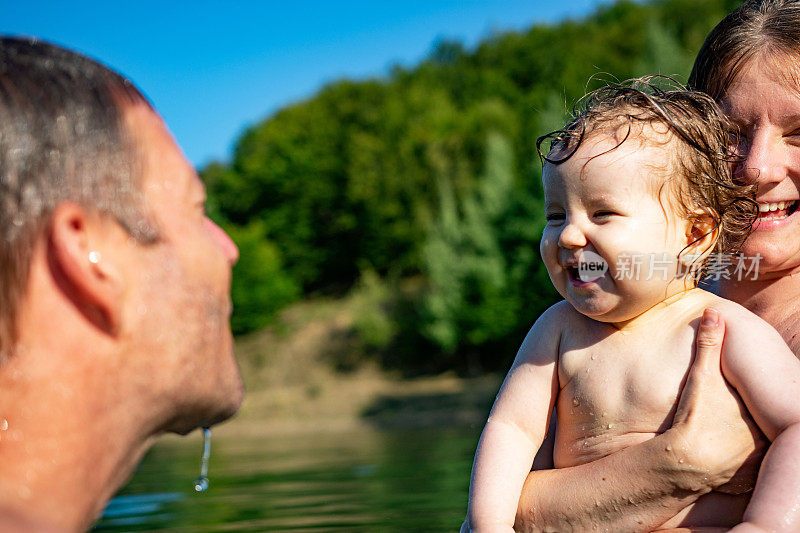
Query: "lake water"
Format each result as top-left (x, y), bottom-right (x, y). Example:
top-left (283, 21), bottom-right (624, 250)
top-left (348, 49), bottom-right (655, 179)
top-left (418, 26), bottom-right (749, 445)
top-left (93, 424), bottom-right (481, 532)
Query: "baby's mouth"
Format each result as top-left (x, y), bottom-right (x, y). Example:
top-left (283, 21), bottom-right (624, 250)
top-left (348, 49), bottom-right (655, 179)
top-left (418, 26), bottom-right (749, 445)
top-left (758, 200), bottom-right (799, 221)
top-left (566, 265), bottom-right (580, 282)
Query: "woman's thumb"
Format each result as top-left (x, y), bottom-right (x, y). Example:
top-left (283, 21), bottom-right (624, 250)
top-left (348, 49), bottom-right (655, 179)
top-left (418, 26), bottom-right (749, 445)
top-left (693, 308), bottom-right (725, 373)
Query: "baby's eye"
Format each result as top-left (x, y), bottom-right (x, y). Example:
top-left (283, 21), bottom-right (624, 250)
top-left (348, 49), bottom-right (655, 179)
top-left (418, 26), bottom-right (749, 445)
top-left (545, 212), bottom-right (565, 223)
top-left (593, 210), bottom-right (617, 219)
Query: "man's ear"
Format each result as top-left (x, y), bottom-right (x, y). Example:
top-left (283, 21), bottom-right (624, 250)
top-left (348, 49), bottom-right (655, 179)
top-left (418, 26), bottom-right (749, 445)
top-left (48, 202), bottom-right (123, 335)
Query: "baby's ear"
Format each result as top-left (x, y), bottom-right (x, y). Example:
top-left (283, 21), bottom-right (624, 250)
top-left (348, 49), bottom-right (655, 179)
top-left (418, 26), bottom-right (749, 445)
top-left (680, 210), bottom-right (718, 269)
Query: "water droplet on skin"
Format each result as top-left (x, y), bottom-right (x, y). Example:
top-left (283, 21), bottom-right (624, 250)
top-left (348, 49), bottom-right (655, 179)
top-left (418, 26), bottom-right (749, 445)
top-left (17, 485), bottom-right (31, 500)
top-left (678, 458), bottom-right (685, 464)
top-left (0, 419), bottom-right (7, 431)
top-left (665, 445), bottom-right (672, 452)
top-left (590, 354), bottom-right (597, 360)
top-left (607, 423), bottom-right (614, 429)
top-left (193, 427), bottom-right (211, 492)
top-left (573, 398), bottom-right (580, 407)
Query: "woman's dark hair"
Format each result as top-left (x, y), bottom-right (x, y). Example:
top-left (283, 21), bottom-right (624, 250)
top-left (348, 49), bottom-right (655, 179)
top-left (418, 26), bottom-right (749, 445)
top-left (689, 0), bottom-right (800, 100)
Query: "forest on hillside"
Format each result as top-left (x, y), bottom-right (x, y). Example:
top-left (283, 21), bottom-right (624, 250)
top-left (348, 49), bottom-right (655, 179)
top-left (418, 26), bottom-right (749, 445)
top-left (201, 0), bottom-right (743, 375)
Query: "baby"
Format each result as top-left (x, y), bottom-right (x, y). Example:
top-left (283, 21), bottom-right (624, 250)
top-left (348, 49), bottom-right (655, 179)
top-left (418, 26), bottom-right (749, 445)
top-left (465, 81), bottom-right (800, 532)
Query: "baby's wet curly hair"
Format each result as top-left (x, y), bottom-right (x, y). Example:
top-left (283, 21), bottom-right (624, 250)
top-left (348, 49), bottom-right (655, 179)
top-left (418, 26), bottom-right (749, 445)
top-left (536, 77), bottom-right (759, 280)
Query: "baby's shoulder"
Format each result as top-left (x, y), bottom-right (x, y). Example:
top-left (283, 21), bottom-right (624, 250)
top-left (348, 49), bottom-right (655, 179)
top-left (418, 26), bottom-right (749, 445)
top-left (682, 290), bottom-right (786, 357)
top-left (687, 290), bottom-right (770, 329)
top-left (536, 300), bottom-right (595, 333)
top-left (515, 301), bottom-right (590, 364)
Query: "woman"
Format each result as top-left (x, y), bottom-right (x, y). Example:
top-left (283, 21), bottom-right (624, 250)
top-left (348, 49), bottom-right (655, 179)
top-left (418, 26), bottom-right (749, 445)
top-left (514, 0), bottom-right (800, 530)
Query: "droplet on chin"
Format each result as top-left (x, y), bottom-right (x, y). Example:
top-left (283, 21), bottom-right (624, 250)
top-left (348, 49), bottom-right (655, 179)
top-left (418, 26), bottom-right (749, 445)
top-left (193, 427), bottom-right (212, 492)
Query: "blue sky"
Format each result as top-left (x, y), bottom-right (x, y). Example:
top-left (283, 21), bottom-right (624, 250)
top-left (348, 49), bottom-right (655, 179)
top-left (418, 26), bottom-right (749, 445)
top-left (1, 1), bottom-right (613, 168)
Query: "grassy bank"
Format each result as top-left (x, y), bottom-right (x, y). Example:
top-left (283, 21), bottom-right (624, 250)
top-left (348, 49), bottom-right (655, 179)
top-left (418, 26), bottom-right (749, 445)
top-left (217, 296), bottom-right (502, 438)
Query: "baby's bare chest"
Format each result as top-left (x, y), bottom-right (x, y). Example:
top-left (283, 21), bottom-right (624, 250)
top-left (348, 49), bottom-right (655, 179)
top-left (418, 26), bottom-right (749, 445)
top-left (554, 325), bottom-right (697, 467)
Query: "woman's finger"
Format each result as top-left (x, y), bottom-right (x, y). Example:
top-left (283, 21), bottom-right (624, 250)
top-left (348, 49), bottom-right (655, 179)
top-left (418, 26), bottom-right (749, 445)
top-left (692, 308), bottom-right (725, 374)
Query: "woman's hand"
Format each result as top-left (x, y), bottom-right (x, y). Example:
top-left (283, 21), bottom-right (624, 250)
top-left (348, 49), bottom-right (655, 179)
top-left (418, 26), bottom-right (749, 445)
top-left (669, 308), bottom-right (766, 494)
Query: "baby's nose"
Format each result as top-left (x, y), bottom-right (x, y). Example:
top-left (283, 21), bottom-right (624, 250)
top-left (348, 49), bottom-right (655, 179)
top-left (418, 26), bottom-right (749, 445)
top-left (557, 222), bottom-right (587, 249)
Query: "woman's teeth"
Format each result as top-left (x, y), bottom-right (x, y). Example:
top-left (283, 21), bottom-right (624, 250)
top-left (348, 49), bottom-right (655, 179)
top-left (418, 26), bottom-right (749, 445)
top-left (758, 200), bottom-right (798, 220)
top-left (759, 201), bottom-right (791, 213)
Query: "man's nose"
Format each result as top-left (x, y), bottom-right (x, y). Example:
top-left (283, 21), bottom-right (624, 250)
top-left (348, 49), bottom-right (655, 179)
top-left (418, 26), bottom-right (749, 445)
top-left (557, 221), bottom-right (587, 249)
top-left (737, 128), bottom-right (787, 189)
top-left (205, 218), bottom-right (240, 265)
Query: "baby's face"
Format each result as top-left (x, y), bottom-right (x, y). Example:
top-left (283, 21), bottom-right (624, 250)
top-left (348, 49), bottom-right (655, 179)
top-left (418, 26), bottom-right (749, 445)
top-left (540, 130), bottom-right (694, 324)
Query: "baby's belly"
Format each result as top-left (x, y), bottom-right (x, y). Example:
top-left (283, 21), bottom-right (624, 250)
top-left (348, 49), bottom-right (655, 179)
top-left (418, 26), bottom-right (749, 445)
top-left (657, 491), bottom-right (749, 529)
top-left (554, 428), bottom-right (659, 468)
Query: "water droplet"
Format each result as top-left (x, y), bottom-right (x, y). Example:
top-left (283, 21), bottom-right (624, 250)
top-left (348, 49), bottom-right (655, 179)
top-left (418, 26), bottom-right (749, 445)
top-left (678, 458), bottom-right (685, 464)
top-left (193, 427), bottom-right (211, 492)
top-left (194, 476), bottom-right (209, 492)
top-left (573, 398), bottom-right (580, 406)
top-left (665, 445), bottom-right (672, 452)
top-left (590, 354), bottom-right (597, 360)
top-left (0, 419), bottom-right (7, 431)
top-left (607, 423), bottom-right (614, 429)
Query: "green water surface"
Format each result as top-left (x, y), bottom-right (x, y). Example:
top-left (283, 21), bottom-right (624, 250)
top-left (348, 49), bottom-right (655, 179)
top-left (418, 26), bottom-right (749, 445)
top-left (93, 424), bottom-right (480, 532)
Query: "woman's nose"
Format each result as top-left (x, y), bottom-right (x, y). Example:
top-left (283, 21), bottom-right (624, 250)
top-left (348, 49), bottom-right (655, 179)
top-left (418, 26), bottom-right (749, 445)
top-left (737, 128), bottom-right (787, 188)
top-left (557, 222), bottom-right (587, 249)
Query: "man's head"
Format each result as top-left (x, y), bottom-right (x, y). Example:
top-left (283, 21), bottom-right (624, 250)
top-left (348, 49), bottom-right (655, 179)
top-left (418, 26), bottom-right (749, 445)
top-left (0, 37), bottom-right (243, 432)
top-left (0, 37), bottom-right (158, 358)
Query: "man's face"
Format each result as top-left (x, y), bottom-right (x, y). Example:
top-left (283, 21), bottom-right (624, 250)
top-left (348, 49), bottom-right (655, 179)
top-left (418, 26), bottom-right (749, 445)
top-left (122, 104), bottom-right (243, 434)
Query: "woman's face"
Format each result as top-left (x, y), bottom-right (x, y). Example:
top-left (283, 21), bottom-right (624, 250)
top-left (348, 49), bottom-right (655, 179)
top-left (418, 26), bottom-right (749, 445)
top-left (721, 56), bottom-right (800, 278)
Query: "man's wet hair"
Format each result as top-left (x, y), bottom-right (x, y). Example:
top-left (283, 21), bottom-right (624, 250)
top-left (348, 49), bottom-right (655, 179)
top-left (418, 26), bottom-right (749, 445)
top-left (0, 37), bottom-right (160, 358)
top-left (536, 77), bottom-right (759, 281)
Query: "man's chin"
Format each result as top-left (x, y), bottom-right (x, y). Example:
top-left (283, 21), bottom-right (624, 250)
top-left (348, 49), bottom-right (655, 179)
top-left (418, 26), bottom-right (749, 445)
top-left (166, 380), bottom-right (245, 436)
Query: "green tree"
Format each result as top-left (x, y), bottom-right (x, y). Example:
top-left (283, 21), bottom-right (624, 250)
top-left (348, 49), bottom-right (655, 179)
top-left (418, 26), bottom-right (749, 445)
top-left (225, 221), bottom-right (299, 335)
top-left (421, 133), bottom-right (522, 358)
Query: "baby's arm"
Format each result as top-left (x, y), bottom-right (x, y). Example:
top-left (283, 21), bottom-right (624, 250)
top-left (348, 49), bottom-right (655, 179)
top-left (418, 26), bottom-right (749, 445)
top-left (465, 303), bottom-right (563, 532)
top-left (719, 305), bottom-right (800, 532)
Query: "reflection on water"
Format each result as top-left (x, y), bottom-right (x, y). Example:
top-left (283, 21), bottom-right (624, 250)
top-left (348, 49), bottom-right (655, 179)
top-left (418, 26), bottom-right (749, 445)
top-left (93, 424), bottom-right (480, 532)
